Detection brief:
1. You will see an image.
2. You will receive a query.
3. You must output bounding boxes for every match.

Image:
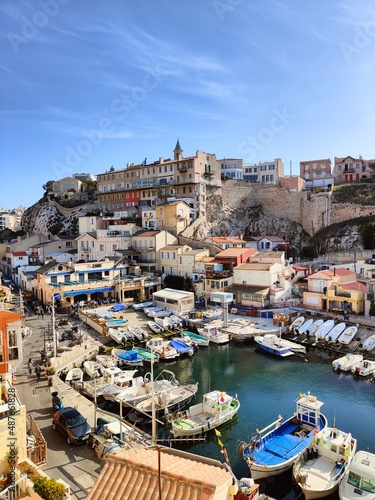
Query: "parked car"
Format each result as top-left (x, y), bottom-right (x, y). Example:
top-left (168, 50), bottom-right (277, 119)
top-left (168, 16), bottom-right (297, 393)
top-left (1, 276), bottom-right (12, 286)
top-left (52, 407), bottom-right (91, 445)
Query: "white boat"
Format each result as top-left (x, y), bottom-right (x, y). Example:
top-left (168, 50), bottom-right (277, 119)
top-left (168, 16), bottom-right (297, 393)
top-left (134, 381), bottom-right (199, 418)
top-left (146, 321), bottom-right (165, 334)
top-left (107, 327), bottom-right (132, 345)
top-left (351, 359), bottom-right (375, 377)
top-left (114, 369), bottom-right (181, 408)
top-left (339, 449), bottom-right (375, 499)
top-left (202, 306), bottom-right (223, 320)
top-left (128, 323), bottom-right (149, 340)
top-left (83, 360), bottom-right (102, 379)
top-left (132, 301), bottom-right (154, 310)
top-left (100, 369), bottom-right (144, 402)
top-left (338, 326), bottom-right (358, 345)
top-left (170, 390), bottom-right (240, 437)
top-left (169, 315), bottom-right (186, 328)
top-left (82, 366), bottom-right (138, 399)
top-left (296, 318), bottom-right (314, 334)
top-left (241, 392), bottom-right (328, 480)
top-left (308, 319), bottom-right (324, 335)
top-left (95, 354), bottom-right (117, 368)
top-left (289, 315), bottom-right (305, 331)
top-left (182, 330), bottom-right (210, 347)
top-left (197, 324), bottom-right (230, 345)
top-left (254, 334), bottom-right (306, 358)
top-left (293, 426), bottom-right (357, 499)
top-left (315, 320), bottom-right (335, 340)
top-left (146, 337), bottom-right (180, 361)
top-left (237, 478), bottom-right (277, 500)
top-left (362, 334), bottom-right (375, 351)
top-left (325, 322), bottom-right (346, 341)
top-left (332, 354), bottom-right (363, 372)
top-left (155, 316), bottom-right (176, 331)
top-left (65, 367), bottom-right (83, 384)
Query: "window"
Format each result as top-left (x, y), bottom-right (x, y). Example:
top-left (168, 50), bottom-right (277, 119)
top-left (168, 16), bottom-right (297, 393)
top-left (51, 276), bottom-right (57, 284)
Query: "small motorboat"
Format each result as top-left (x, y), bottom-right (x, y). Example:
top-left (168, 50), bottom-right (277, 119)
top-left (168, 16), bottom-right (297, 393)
top-left (105, 319), bottom-right (128, 327)
top-left (289, 316), bottom-right (305, 331)
top-left (293, 426), bottom-right (357, 499)
top-left (332, 354), bottom-right (363, 372)
top-left (83, 360), bottom-right (102, 379)
top-left (146, 337), bottom-right (180, 361)
top-left (362, 334), bottom-right (375, 351)
top-left (337, 326), bottom-right (358, 345)
top-left (107, 327), bottom-right (132, 345)
top-left (132, 346), bottom-right (160, 363)
top-left (132, 301), bottom-right (154, 310)
top-left (254, 334), bottom-right (306, 358)
top-left (65, 367), bottom-right (83, 384)
top-left (241, 392), bottom-right (327, 480)
top-left (314, 320), bottom-right (335, 340)
top-left (351, 359), bottom-right (375, 377)
top-left (308, 319), bottom-right (324, 336)
top-left (170, 390), bottom-right (240, 437)
top-left (100, 369), bottom-right (144, 402)
top-left (96, 354), bottom-right (117, 368)
top-left (128, 323), bottom-right (149, 340)
top-left (296, 318), bottom-right (314, 335)
top-left (111, 348), bottom-right (144, 368)
top-left (197, 324), bottom-right (230, 345)
top-left (325, 322), bottom-right (346, 342)
top-left (147, 321), bottom-right (164, 334)
top-left (339, 449), bottom-right (375, 499)
top-left (181, 330), bottom-right (210, 347)
top-left (169, 339), bottom-right (194, 357)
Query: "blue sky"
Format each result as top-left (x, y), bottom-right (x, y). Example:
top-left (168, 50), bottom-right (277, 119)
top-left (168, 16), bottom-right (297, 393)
top-left (1, 0), bottom-right (374, 209)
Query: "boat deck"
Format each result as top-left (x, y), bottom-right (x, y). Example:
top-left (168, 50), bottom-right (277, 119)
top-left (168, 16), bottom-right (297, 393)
top-left (299, 456), bottom-right (337, 490)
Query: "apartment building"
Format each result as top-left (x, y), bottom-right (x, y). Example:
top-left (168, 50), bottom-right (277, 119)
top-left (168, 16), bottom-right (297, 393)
top-left (218, 158), bottom-right (243, 180)
top-left (299, 158), bottom-right (334, 189)
top-left (243, 158), bottom-right (284, 184)
top-left (333, 155), bottom-right (375, 184)
top-left (96, 140), bottom-right (222, 220)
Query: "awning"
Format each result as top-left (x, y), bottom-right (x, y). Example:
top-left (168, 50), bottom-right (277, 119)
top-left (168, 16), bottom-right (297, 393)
top-left (65, 287), bottom-right (114, 297)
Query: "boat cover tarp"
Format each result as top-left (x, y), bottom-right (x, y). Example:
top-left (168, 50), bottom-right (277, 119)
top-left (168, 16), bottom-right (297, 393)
top-left (255, 435), bottom-right (312, 465)
top-left (111, 304), bottom-right (125, 312)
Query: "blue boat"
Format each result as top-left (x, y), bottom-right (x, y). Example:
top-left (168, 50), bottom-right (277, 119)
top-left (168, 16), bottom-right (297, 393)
top-left (105, 319), bottom-right (128, 327)
top-left (111, 303), bottom-right (126, 312)
top-left (241, 392), bottom-right (327, 480)
top-left (181, 330), bottom-right (209, 347)
top-left (169, 339), bottom-right (194, 357)
top-left (117, 349), bottom-right (143, 367)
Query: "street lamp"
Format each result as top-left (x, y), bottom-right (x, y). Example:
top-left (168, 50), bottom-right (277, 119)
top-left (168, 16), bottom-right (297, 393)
top-left (52, 293), bottom-right (61, 361)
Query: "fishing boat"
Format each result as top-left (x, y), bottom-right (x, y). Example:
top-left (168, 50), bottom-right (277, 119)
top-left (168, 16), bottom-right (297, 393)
top-left (289, 316), bottom-right (305, 331)
top-left (82, 367), bottom-right (139, 399)
top-left (170, 390), bottom-right (240, 437)
top-left (338, 449), bottom-right (375, 499)
top-left (134, 381), bottom-right (199, 418)
top-left (146, 337), bottom-right (180, 361)
top-left (83, 360), bottom-right (102, 379)
top-left (315, 320), bottom-right (335, 340)
top-left (128, 323), bottom-right (149, 340)
top-left (197, 324), bottom-right (230, 345)
top-left (169, 338), bottom-right (194, 357)
top-left (362, 334), bottom-right (375, 351)
top-left (308, 319), bottom-right (325, 336)
top-left (100, 369), bottom-right (145, 402)
top-left (107, 327), bottom-right (132, 345)
top-left (325, 322), bottom-right (346, 342)
top-left (296, 318), bottom-right (314, 335)
top-left (132, 346), bottom-right (160, 363)
top-left (65, 367), bottom-right (83, 384)
top-left (293, 426), bottom-right (357, 499)
top-left (241, 391), bottom-right (327, 480)
top-left (111, 348), bottom-right (144, 368)
top-left (351, 359), bottom-right (375, 377)
top-left (146, 321), bottom-right (165, 334)
top-left (254, 334), bottom-right (306, 358)
top-left (105, 319), bottom-right (128, 327)
top-left (181, 330), bottom-right (210, 347)
top-left (337, 326), bottom-right (358, 345)
top-left (332, 354), bottom-right (363, 372)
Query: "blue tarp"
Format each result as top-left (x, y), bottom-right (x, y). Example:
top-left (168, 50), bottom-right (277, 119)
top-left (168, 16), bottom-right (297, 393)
top-left (111, 304), bottom-right (125, 312)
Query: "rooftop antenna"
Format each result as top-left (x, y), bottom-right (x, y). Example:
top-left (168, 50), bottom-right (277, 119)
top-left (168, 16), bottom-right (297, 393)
top-left (290, 160), bottom-right (292, 177)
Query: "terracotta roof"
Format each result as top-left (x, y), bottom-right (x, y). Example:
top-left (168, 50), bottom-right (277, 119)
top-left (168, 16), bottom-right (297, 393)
top-left (216, 248), bottom-right (255, 257)
top-left (12, 251), bottom-right (28, 256)
top-left (341, 281), bottom-right (366, 292)
top-left (87, 447), bottom-right (233, 500)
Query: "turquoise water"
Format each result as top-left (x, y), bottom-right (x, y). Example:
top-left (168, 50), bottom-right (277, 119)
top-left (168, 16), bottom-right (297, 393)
top-left (152, 344), bottom-right (375, 499)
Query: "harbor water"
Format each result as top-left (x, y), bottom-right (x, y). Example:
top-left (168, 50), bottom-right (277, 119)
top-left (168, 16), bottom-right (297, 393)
top-left (149, 343), bottom-right (375, 500)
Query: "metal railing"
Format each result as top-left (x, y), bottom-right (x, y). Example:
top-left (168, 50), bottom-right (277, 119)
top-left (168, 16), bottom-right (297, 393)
top-left (0, 474), bottom-right (28, 500)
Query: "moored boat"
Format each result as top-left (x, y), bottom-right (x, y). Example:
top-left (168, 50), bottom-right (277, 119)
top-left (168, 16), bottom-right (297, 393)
top-left (308, 319), bottom-right (324, 336)
top-left (83, 360), bottom-right (102, 379)
top-left (181, 330), bottom-right (210, 347)
top-left (146, 321), bottom-right (164, 334)
top-left (107, 327), bottom-right (132, 345)
top-left (65, 367), bottom-right (83, 384)
top-left (170, 389), bottom-right (240, 437)
top-left (197, 324), bottom-right (230, 345)
top-left (146, 337), bottom-right (180, 361)
top-left (351, 359), bottom-right (375, 377)
top-left (293, 426), bottom-right (357, 499)
top-left (111, 348), bottom-right (144, 368)
top-left (338, 326), bottom-right (358, 345)
top-left (128, 323), bottom-right (149, 340)
top-left (326, 322), bottom-right (346, 342)
top-left (169, 338), bottom-right (194, 357)
top-left (339, 449), bottom-right (375, 499)
top-left (296, 318), bottom-right (314, 335)
top-left (362, 334), bottom-right (375, 352)
top-left (132, 346), bottom-right (160, 363)
top-left (241, 391), bottom-right (327, 480)
top-left (105, 319), bottom-right (128, 327)
top-left (332, 354), bottom-right (363, 372)
top-left (289, 315), bottom-right (305, 331)
top-left (315, 320), bottom-right (335, 340)
top-left (254, 333), bottom-right (306, 358)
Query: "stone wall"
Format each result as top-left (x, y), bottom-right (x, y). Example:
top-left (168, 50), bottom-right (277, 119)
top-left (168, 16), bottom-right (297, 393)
top-left (330, 203), bottom-right (375, 224)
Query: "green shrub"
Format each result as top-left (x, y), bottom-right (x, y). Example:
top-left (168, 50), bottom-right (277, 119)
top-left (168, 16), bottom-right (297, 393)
top-left (33, 477), bottom-right (66, 500)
